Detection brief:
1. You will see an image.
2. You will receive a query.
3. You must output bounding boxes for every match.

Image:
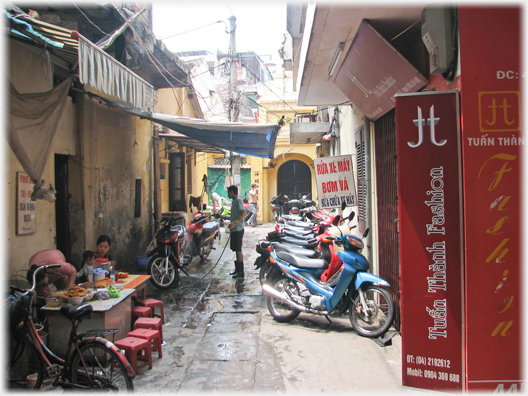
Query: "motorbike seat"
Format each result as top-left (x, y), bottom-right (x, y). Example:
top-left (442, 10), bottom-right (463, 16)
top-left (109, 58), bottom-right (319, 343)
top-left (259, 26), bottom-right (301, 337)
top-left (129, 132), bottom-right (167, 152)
top-left (276, 251), bottom-right (327, 270)
top-left (281, 215), bottom-right (302, 222)
top-left (286, 221), bottom-right (314, 229)
top-left (203, 221), bottom-right (219, 231)
top-left (271, 242), bottom-right (319, 258)
top-left (283, 226), bottom-right (314, 235)
top-left (280, 236), bottom-right (317, 247)
top-left (283, 229), bottom-right (316, 240)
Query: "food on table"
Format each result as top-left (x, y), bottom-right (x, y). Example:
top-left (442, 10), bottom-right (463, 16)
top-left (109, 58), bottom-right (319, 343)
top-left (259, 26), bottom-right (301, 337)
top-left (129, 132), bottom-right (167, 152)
top-left (95, 278), bottom-right (111, 288)
top-left (80, 281), bottom-right (96, 289)
top-left (64, 285), bottom-right (87, 297)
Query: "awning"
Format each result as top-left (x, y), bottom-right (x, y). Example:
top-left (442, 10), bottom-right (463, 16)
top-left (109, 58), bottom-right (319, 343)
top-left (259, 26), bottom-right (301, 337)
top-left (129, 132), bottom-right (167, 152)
top-left (78, 35), bottom-right (155, 112)
top-left (4, 6), bottom-right (185, 112)
top-left (159, 133), bottom-right (224, 154)
top-left (89, 93), bottom-right (280, 159)
top-left (334, 20), bottom-right (428, 121)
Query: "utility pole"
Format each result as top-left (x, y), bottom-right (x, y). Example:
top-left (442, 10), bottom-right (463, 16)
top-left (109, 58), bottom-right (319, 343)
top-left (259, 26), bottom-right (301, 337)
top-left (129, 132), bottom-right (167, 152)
top-left (228, 15), bottom-right (241, 192)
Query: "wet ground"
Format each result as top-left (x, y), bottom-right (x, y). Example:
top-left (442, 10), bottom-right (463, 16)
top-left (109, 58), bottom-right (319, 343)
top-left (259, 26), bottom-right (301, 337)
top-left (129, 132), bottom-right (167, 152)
top-left (131, 223), bottom-right (408, 393)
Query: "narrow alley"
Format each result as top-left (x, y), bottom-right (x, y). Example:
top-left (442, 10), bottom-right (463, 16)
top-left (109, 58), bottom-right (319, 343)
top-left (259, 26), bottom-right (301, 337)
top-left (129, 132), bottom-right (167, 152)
top-left (132, 223), bottom-right (404, 393)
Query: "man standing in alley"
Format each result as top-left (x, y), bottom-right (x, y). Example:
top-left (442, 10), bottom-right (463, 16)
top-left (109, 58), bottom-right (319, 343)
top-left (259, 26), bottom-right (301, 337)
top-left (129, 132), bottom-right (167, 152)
top-left (226, 185), bottom-right (246, 278)
top-left (248, 183), bottom-right (259, 227)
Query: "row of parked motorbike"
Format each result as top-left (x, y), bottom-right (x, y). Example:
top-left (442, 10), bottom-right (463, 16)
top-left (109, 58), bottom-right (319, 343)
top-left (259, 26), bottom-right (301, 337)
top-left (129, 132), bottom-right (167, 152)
top-left (145, 193), bottom-right (395, 339)
top-left (146, 197), bottom-right (253, 290)
top-left (255, 201), bottom-right (395, 338)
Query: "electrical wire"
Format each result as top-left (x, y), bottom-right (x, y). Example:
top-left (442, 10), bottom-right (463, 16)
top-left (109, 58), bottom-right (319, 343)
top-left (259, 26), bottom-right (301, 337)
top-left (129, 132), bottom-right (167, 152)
top-left (159, 20), bottom-right (227, 41)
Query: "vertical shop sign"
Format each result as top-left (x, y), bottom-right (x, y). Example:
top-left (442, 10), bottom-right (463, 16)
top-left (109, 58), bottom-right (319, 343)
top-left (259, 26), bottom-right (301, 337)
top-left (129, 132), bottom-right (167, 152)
top-left (396, 91), bottom-right (464, 391)
top-left (314, 154), bottom-right (357, 209)
top-left (17, 172), bottom-right (36, 234)
top-left (458, 7), bottom-right (522, 391)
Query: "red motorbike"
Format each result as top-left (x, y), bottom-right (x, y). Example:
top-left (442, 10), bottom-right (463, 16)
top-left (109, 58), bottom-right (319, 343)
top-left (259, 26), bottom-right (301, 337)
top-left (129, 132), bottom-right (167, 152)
top-left (183, 209), bottom-right (222, 263)
top-left (148, 213), bottom-right (189, 289)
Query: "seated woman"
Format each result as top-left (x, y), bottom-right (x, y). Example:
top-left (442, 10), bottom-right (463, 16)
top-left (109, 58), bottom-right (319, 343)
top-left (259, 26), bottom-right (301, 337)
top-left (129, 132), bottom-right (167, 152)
top-left (95, 235), bottom-right (119, 270)
top-left (27, 249), bottom-right (77, 297)
top-left (95, 235), bottom-right (113, 260)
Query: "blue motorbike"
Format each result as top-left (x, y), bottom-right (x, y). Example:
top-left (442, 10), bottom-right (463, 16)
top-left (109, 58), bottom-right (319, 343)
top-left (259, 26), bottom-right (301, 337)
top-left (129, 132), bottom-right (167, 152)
top-left (262, 218), bottom-right (395, 338)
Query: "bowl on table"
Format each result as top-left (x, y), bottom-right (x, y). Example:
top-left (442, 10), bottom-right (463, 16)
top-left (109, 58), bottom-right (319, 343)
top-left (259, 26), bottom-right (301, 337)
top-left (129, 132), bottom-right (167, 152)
top-left (108, 291), bottom-right (121, 298)
top-left (67, 296), bottom-right (84, 305)
top-left (82, 290), bottom-right (95, 302)
top-left (113, 282), bottom-right (125, 290)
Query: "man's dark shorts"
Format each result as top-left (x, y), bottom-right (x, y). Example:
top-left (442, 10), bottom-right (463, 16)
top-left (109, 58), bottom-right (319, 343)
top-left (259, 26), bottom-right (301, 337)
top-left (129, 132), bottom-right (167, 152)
top-left (230, 229), bottom-right (244, 252)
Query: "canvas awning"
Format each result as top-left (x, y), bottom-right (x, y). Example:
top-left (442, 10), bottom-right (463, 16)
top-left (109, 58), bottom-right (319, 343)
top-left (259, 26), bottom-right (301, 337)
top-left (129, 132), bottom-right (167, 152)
top-left (158, 133), bottom-right (224, 154)
top-left (89, 93), bottom-right (280, 159)
top-left (4, 6), bottom-right (188, 112)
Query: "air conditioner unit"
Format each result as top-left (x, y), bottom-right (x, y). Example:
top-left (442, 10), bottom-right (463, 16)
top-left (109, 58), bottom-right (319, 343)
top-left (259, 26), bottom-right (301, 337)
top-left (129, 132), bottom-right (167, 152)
top-left (421, 5), bottom-right (455, 75)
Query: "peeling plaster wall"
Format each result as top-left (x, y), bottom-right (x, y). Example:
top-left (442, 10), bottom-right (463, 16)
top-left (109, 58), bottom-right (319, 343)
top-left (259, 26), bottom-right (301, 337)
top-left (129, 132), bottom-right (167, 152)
top-left (80, 94), bottom-right (154, 271)
top-left (6, 41), bottom-right (77, 277)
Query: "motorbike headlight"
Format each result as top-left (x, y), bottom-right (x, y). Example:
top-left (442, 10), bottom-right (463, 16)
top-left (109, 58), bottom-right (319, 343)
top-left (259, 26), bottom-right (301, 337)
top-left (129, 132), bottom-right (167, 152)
top-left (346, 235), bottom-right (364, 250)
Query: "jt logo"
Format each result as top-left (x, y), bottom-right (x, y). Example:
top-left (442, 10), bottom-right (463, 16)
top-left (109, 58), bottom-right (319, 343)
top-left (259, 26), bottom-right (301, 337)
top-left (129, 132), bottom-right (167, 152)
top-left (408, 105), bottom-right (447, 148)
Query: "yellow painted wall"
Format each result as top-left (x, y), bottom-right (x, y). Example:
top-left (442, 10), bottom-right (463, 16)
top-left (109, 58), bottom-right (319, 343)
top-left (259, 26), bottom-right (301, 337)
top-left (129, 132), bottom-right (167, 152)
top-left (6, 41), bottom-right (77, 277)
top-left (155, 87), bottom-right (202, 223)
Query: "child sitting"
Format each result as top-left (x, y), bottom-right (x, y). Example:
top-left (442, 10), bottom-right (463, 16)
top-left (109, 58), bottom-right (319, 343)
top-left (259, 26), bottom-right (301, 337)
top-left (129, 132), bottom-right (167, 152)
top-left (77, 250), bottom-right (95, 283)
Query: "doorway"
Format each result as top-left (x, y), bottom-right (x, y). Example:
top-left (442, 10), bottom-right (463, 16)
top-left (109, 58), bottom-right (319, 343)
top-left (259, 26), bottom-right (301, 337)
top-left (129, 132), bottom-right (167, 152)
top-left (277, 160), bottom-right (312, 199)
top-left (54, 154), bottom-right (71, 264)
top-left (169, 153), bottom-right (187, 212)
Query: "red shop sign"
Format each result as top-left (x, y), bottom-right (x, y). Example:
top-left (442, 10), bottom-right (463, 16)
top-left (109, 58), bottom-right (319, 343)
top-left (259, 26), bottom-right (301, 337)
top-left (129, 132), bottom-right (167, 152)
top-left (395, 90), bottom-right (464, 391)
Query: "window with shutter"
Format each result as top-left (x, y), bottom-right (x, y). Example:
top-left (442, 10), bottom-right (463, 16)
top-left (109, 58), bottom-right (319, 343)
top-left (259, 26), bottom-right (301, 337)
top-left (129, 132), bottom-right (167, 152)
top-left (355, 126), bottom-right (367, 233)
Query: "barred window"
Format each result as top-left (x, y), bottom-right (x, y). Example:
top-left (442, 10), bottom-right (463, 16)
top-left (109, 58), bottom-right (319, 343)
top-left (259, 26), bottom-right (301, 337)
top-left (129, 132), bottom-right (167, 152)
top-left (355, 126), bottom-right (367, 233)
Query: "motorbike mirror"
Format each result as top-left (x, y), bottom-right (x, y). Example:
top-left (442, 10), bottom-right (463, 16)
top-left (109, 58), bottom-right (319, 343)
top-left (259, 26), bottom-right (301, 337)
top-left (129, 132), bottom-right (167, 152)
top-left (203, 203), bottom-right (207, 211)
top-left (284, 195), bottom-right (289, 199)
top-left (348, 211), bottom-right (355, 221)
top-left (363, 228), bottom-right (370, 238)
top-left (341, 201), bottom-right (346, 211)
top-left (332, 215), bottom-right (340, 226)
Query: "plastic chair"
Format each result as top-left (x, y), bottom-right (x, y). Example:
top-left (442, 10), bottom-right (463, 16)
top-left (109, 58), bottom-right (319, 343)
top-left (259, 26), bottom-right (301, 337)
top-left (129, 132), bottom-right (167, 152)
top-left (133, 317), bottom-right (163, 343)
top-left (114, 336), bottom-right (152, 374)
top-left (128, 328), bottom-right (162, 358)
top-left (135, 298), bottom-right (165, 324)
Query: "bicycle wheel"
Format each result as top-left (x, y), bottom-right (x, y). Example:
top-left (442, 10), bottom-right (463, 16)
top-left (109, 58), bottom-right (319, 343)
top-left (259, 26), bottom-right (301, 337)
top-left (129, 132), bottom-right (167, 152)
top-left (8, 335), bottom-right (45, 390)
top-left (70, 341), bottom-right (133, 391)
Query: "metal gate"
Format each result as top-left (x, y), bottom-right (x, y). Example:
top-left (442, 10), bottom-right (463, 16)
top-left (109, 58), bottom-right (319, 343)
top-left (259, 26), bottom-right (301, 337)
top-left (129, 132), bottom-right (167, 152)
top-left (277, 160), bottom-right (312, 199)
top-left (374, 109), bottom-right (401, 331)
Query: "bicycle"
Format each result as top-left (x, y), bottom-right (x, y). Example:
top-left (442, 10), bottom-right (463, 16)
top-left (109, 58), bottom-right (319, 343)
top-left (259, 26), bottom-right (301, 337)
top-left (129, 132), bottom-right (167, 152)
top-left (7, 264), bottom-right (135, 391)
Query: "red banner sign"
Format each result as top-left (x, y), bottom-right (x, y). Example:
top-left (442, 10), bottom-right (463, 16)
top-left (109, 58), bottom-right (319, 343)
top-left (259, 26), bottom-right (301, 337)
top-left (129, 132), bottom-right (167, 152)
top-left (458, 7), bottom-right (522, 391)
top-left (396, 91), bottom-right (464, 391)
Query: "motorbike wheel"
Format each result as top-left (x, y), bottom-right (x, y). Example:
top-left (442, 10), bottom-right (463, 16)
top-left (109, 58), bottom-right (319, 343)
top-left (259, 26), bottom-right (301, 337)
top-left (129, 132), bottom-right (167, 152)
top-left (267, 277), bottom-right (301, 323)
top-left (148, 255), bottom-right (179, 289)
top-left (259, 260), bottom-right (273, 285)
top-left (349, 285), bottom-right (395, 338)
top-left (181, 241), bottom-right (193, 266)
top-left (199, 242), bottom-right (213, 260)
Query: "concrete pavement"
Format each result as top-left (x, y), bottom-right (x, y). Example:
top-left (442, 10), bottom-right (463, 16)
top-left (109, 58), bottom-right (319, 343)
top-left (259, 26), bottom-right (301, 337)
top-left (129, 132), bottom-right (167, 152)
top-left (130, 222), bottom-right (418, 394)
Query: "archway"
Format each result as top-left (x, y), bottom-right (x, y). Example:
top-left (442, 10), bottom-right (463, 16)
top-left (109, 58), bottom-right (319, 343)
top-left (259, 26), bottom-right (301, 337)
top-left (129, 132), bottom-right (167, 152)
top-left (277, 160), bottom-right (312, 199)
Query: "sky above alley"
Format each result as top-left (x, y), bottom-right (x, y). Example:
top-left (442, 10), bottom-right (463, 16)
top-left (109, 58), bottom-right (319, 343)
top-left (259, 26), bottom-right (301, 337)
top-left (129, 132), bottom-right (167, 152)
top-left (152, 1), bottom-right (289, 65)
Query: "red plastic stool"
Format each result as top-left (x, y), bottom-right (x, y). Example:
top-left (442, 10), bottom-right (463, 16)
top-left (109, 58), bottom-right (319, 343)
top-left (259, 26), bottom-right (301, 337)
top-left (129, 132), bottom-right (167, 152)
top-left (128, 328), bottom-right (162, 358)
top-left (136, 299), bottom-right (165, 324)
top-left (131, 306), bottom-right (153, 319)
top-left (114, 336), bottom-right (152, 374)
top-left (134, 317), bottom-right (163, 343)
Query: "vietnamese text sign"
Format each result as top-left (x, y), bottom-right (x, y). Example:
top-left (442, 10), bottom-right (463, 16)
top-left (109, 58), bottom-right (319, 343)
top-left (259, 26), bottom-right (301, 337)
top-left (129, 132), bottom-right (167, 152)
top-left (396, 91), bottom-right (464, 391)
top-left (314, 155), bottom-right (357, 209)
top-left (458, 7), bottom-right (522, 391)
top-left (17, 172), bottom-right (36, 234)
